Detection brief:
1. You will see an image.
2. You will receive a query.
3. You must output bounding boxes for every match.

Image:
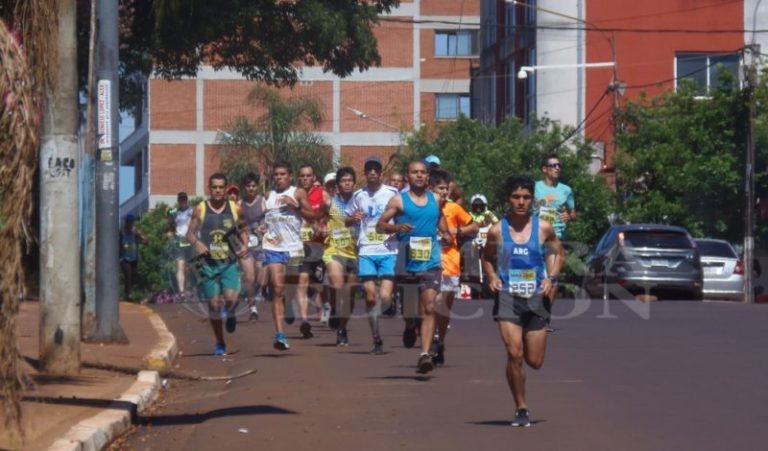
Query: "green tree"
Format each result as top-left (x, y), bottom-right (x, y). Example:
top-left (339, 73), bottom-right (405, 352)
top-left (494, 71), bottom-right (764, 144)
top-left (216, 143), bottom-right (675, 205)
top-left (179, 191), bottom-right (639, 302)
top-left (405, 116), bottom-right (616, 247)
top-left (217, 85), bottom-right (333, 185)
top-left (614, 75), bottom-right (750, 241)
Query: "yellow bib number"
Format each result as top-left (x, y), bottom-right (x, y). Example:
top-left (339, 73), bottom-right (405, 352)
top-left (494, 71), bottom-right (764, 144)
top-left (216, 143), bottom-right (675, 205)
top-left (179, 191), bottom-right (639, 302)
top-left (365, 224), bottom-right (387, 244)
top-left (508, 269), bottom-right (537, 298)
top-left (300, 226), bottom-right (314, 242)
top-left (209, 233), bottom-right (229, 260)
top-left (409, 236), bottom-right (432, 262)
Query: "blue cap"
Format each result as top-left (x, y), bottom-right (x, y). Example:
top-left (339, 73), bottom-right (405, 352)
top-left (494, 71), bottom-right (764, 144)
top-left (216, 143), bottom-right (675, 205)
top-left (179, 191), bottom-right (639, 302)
top-left (424, 155), bottom-right (441, 165)
top-left (364, 155), bottom-right (383, 170)
top-left (125, 213), bottom-right (136, 221)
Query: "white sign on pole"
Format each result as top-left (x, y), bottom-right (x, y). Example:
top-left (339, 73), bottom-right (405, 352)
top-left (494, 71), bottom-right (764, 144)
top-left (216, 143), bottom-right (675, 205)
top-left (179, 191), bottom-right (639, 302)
top-left (97, 80), bottom-right (111, 150)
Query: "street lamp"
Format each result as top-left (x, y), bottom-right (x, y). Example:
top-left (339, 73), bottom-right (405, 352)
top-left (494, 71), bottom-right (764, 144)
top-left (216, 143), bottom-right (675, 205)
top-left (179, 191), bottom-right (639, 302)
top-left (517, 62), bottom-right (616, 80)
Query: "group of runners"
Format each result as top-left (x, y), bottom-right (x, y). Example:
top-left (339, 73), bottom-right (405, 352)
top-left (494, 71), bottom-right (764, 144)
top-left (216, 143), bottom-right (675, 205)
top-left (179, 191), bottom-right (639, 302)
top-left (157, 153), bottom-right (575, 427)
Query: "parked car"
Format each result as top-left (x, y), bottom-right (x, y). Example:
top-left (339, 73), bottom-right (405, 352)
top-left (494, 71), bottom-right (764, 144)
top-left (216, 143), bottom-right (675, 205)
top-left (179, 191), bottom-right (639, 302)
top-left (582, 224), bottom-right (703, 300)
top-left (694, 238), bottom-right (744, 301)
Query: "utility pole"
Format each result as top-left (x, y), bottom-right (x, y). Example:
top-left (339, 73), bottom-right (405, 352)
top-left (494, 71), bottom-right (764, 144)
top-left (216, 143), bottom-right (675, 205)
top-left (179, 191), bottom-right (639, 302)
top-left (39, 0), bottom-right (81, 374)
top-left (90, 0), bottom-right (127, 341)
top-left (743, 43), bottom-right (759, 304)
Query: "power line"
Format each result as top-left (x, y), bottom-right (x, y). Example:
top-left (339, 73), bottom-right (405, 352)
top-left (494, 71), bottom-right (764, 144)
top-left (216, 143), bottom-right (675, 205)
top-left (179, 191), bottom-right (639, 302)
top-left (380, 16), bottom-right (768, 34)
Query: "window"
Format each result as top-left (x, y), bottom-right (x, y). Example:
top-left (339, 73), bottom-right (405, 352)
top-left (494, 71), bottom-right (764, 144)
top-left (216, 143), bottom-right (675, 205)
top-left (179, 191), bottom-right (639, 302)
top-left (435, 94), bottom-right (470, 120)
top-left (434, 30), bottom-right (479, 57)
top-left (675, 52), bottom-right (740, 95)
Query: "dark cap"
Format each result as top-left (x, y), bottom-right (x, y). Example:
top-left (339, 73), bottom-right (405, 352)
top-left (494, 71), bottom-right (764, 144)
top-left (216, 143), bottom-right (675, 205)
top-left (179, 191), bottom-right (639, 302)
top-left (177, 191), bottom-right (188, 200)
top-left (364, 156), bottom-right (383, 170)
top-left (125, 213), bottom-right (136, 222)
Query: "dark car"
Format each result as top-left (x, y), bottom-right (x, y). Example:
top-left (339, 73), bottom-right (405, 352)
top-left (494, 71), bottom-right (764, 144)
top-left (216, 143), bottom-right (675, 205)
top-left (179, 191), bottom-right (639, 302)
top-left (694, 238), bottom-right (744, 301)
top-left (582, 224), bottom-right (703, 300)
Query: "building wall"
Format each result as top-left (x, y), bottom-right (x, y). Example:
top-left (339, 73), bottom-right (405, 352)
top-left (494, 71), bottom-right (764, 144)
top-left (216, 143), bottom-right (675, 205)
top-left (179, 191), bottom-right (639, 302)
top-left (147, 1), bottom-right (479, 206)
top-left (585, 0), bottom-right (745, 152)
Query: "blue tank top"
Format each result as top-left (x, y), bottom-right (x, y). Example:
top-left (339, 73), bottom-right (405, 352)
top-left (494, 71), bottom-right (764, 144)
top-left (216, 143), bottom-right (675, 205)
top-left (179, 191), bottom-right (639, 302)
top-left (396, 191), bottom-right (441, 272)
top-left (499, 216), bottom-right (545, 298)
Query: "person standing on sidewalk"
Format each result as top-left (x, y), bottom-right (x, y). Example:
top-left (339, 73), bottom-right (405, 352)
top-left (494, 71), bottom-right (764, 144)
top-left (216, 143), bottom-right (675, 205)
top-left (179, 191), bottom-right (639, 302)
top-left (377, 160), bottom-right (451, 374)
top-left (262, 161), bottom-right (322, 351)
top-left (239, 173), bottom-right (266, 320)
top-left (186, 173), bottom-right (249, 356)
top-left (429, 169), bottom-right (478, 366)
top-left (120, 213), bottom-right (147, 299)
top-left (349, 156), bottom-right (399, 354)
top-left (482, 175), bottom-right (564, 427)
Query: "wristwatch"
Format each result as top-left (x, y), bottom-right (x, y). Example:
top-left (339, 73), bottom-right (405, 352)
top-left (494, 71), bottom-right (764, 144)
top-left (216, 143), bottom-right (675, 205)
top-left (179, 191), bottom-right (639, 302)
top-left (548, 276), bottom-right (559, 284)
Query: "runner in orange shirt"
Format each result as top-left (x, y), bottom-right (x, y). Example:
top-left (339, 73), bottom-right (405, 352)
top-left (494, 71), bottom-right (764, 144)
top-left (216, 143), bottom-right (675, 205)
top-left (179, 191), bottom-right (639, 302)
top-left (429, 169), bottom-right (478, 365)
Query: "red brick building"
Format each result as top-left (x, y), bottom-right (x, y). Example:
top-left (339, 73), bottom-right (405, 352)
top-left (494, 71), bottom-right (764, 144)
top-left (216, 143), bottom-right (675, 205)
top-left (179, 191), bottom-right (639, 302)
top-left (137, 1), bottom-right (480, 207)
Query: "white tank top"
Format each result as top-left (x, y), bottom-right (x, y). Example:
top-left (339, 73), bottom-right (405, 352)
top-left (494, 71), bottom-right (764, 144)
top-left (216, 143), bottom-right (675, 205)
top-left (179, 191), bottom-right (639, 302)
top-left (262, 186), bottom-right (303, 252)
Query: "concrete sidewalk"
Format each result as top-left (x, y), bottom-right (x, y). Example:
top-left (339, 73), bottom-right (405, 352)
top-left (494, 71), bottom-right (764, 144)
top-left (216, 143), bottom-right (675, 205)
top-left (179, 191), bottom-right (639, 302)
top-left (0, 301), bottom-right (177, 451)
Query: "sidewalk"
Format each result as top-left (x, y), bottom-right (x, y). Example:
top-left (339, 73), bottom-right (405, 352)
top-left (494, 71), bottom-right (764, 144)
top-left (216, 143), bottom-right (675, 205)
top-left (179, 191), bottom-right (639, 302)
top-left (0, 301), bottom-right (176, 451)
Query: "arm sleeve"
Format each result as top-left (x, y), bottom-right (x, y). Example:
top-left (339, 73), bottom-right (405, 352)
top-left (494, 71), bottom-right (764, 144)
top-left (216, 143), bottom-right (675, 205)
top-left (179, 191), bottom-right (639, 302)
top-left (567, 187), bottom-right (575, 210)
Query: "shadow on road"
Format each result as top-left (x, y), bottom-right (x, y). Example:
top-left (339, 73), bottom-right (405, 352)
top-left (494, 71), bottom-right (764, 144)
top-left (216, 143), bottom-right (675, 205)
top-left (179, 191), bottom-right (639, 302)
top-left (365, 375), bottom-right (434, 382)
top-left (470, 419), bottom-right (546, 427)
top-left (138, 404), bottom-right (298, 427)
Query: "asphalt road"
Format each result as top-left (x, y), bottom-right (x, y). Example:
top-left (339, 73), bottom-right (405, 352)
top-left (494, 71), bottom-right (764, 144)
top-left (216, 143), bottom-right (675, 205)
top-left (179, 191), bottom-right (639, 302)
top-left (116, 297), bottom-right (768, 451)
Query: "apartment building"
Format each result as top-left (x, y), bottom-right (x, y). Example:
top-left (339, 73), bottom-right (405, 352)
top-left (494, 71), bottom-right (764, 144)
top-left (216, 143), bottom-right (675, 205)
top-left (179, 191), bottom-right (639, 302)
top-left (124, 1), bottom-right (480, 208)
top-left (473, 0), bottom-right (767, 172)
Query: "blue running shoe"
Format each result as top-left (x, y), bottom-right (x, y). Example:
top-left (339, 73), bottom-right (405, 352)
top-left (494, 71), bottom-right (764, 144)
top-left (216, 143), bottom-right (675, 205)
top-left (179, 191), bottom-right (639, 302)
top-left (274, 332), bottom-right (290, 351)
top-left (214, 343), bottom-right (227, 356)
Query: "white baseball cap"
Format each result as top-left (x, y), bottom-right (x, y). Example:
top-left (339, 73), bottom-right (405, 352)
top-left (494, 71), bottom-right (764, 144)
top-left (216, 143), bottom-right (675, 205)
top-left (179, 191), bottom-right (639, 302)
top-left (470, 194), bottom-right (488, 205)
top-left (323, 172), bottom-right (337, 184)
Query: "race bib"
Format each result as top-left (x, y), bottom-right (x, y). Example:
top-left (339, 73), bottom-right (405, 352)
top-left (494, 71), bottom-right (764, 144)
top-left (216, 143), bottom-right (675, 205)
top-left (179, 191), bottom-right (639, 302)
top-left (300, 225), bottom-right (314, 242)
top-left (209, 234), bottom-right (229, 260)
top-left (365, 224), bottom-right (387, 244)
top-left (288, 247), bottom-right (305, 266)
top-left (178, 238), bottom-right (192, 248)
top-left (248, 233), bottom-right (260, 248)
top-left (539, 206), bottom-right (557, 225)
top-left (409, 236), bottom-right (432, 262)
top-left (331, 228), bottom-right (352, 249)
top-left (508, 269), bottom-right (538, 298)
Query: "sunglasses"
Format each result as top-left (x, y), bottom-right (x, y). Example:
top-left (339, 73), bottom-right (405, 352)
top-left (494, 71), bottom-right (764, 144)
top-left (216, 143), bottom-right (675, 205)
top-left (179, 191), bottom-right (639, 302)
top-left (546, 163), bottom-right (561, 169)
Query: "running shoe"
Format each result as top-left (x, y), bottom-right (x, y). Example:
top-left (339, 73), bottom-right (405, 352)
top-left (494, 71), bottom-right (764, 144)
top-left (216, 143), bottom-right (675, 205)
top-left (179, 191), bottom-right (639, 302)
top-left (336, 329), bottom-right (349, 347)
top-left (214, 343), bottom-right (227, 356)
top-left (416, 353), bottom-right (434, 374)
top-left (225, 313), bottom-right (237, 333)
top-left (383, 303), bottom-right (397, 317)
top-left (371, 337), bottom-right (384, 355)
top-left (402, 324), bottom-right (417, 349)
top-left (300, 321), bottom-right (313, 339)
top-left (511, 409), bottom-right (532, 427)
top-left (249, 306), bottom-right (259, 321)
top-left (273, 332), bottom-right (290, 351)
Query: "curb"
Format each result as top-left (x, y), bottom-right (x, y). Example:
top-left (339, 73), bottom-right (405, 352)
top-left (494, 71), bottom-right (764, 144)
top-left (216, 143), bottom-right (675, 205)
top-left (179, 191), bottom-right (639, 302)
top-left (47, 306), bottom-right (178, 451)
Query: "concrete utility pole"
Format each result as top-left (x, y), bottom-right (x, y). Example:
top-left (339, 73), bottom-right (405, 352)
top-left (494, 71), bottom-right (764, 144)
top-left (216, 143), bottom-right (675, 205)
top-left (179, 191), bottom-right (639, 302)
top-left (90, 0), bottom-right (127, 341)
top-left (743, 43), bottom-right (760, 304)
top-left (39, 0), bottom-right (81, 374)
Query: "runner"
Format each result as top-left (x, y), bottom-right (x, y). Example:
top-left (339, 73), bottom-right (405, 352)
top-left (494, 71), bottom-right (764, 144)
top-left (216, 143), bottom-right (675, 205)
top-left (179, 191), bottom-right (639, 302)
top-left (263, 161), bottom-right (323, 351)
top-left (429, 169), bottom-right (478, 366)
top-left (377, 160), bottom-right (451, 374)
top-left (167, 192), bottom-right (194, 300)
top-left (295, 164), bottom-right (326, 338)
top-left (227, 184), bottom-right (240, 203)
top-left (349, 156), bottom-right (399, 354)
top-left (239, 173), bottom-right (266, 320)
top-left (186, 173), bottom-right (249, 356)
top-left (388, 172), bottom-right (405, 192)
top-left (467, 194), bottom-right (499, 295)
top-left (534, 153), bottom-right (575, 332)
top-left (322, 167), bottom-right (359, 346)
top-left (424, 154), bottom-right (464, 205)
top-left (481, 175), bottom-right (564, 427)
top-left (534, 153), bottom-right (575, 241)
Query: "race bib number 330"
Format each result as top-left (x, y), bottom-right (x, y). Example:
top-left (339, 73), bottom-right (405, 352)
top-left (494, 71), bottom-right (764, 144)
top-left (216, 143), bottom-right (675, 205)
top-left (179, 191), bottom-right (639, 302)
top-left (508, 269), bottom-right (537, 298)
top-left (409, 236), bottom-right (432, 262)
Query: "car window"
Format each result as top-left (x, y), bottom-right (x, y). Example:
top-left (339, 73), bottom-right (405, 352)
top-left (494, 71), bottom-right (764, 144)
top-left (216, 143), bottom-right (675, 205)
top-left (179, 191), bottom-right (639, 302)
top-left (622, 231), bottom-right (693, 249)
top-left (696, 241), bottom-right (737, 258)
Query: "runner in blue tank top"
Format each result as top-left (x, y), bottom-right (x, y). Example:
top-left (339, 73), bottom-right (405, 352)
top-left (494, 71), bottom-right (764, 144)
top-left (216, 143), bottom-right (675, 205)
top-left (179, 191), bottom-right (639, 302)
top-left (482, 175), bottom-right (564, 428)
top-left (377, 160), bottom-right (451, 375)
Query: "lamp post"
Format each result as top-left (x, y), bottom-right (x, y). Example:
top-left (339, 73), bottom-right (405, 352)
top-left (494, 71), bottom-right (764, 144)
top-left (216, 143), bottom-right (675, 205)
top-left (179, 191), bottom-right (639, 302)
top-left (346, 107), bottom-right (405, 172)
top-left (517, 62), bottom-right (616, 79)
